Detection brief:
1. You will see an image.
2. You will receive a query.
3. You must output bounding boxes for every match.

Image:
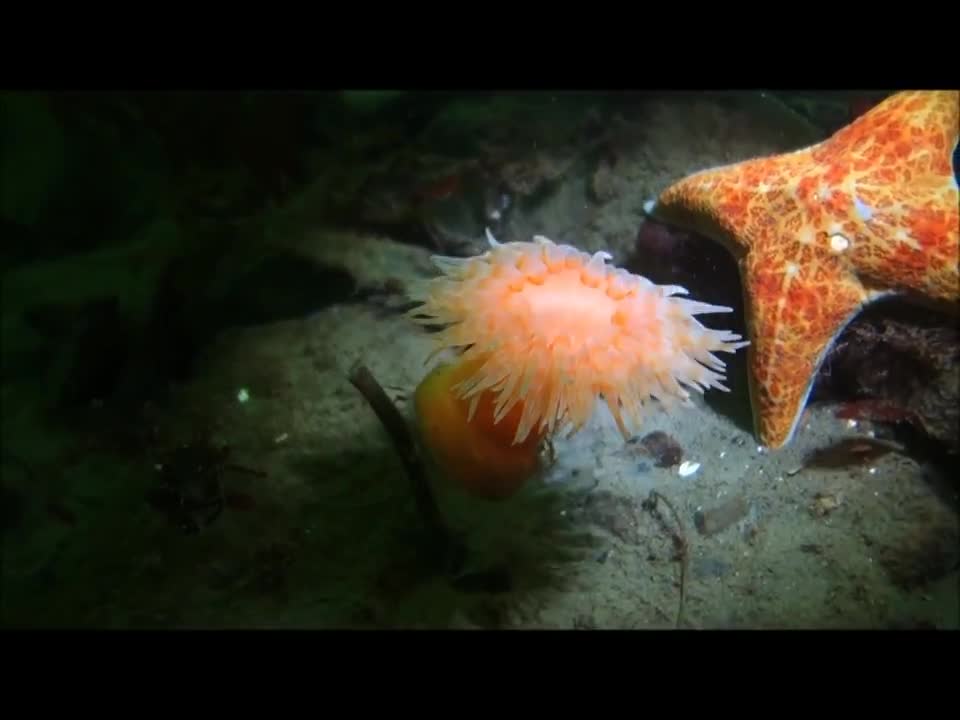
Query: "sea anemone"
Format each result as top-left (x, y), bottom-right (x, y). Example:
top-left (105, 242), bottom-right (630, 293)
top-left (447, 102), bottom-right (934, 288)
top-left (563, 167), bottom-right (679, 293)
top-left (412, 350), bottom-right (548, 500)
top-left (409, 229), bottom-right (749, 447)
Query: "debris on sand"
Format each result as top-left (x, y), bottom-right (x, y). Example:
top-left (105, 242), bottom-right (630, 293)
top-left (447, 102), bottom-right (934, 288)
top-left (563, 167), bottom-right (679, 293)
top-left (694, 494), bottom-right (749, 537)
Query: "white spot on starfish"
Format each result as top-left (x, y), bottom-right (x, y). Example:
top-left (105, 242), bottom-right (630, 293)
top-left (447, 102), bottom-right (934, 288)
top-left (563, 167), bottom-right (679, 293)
top-left (829, 233), bottom-right (850, 253)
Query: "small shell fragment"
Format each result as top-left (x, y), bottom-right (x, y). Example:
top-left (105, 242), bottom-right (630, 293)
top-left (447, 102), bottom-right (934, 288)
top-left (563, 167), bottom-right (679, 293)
top-left (810, 491), bottom-right (843, 517)
top-left (678, 461), bottom-right (701, 477)
top-left (694, 494), bottom-right (749, 536)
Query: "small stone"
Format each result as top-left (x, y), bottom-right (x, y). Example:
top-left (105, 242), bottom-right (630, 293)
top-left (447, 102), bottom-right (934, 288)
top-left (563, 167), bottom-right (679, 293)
top-left (638, 431), bottom-right (684, 468)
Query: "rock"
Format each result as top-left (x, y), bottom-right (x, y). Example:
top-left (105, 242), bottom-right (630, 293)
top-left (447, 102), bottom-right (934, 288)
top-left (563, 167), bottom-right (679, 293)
top-left (875, 496), bottom-right (960, 591)
top-left (817, 310), bottom-right (959, 454)
top-left (635, 431), bottom-right (684, 468)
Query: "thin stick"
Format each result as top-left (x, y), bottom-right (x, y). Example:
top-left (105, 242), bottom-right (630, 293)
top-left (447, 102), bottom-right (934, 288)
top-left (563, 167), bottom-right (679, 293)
top-left (348, 363), bottom-right (455, 562)
top-left (643, 489), bottom-right (688, 629)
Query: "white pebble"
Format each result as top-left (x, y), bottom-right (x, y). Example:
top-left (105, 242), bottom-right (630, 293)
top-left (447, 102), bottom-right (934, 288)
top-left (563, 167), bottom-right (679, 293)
top-left (678, 461), bottom-right (701, 477)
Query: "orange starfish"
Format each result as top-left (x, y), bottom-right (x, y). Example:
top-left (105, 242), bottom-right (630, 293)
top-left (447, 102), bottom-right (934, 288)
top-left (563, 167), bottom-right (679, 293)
top-left (644, 90), bottom-right (959, 449)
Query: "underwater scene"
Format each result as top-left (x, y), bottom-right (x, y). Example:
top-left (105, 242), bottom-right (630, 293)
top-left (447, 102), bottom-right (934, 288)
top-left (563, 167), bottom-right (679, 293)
top-left (1, 90), bottom-right (957, 629)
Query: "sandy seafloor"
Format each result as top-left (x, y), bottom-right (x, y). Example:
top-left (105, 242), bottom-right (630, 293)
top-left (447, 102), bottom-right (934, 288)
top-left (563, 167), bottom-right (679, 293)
top-left (113, 302), bottom-right (960, 629)
top-left (2, 92), bottom-right (957, 628)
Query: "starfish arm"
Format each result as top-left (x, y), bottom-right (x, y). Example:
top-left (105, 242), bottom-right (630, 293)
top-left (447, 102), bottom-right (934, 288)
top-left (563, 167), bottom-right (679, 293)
top-left (809, 90), bottom-right (960, 305)
top-left (741, 253), bottom-right (868, 448)
top-left (644, 90), bottom-right (960, 450)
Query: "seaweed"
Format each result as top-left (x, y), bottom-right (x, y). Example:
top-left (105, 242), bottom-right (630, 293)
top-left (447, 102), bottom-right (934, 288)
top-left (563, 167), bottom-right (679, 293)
top-left (642, 490), bottom-right (689, 628)
top-left (348, 363), bottom-right (470, 578)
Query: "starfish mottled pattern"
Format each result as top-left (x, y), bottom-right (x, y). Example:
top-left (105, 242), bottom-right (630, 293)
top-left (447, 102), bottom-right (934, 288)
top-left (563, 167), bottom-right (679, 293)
top-left (645, 90), bottom-right (959, 449)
